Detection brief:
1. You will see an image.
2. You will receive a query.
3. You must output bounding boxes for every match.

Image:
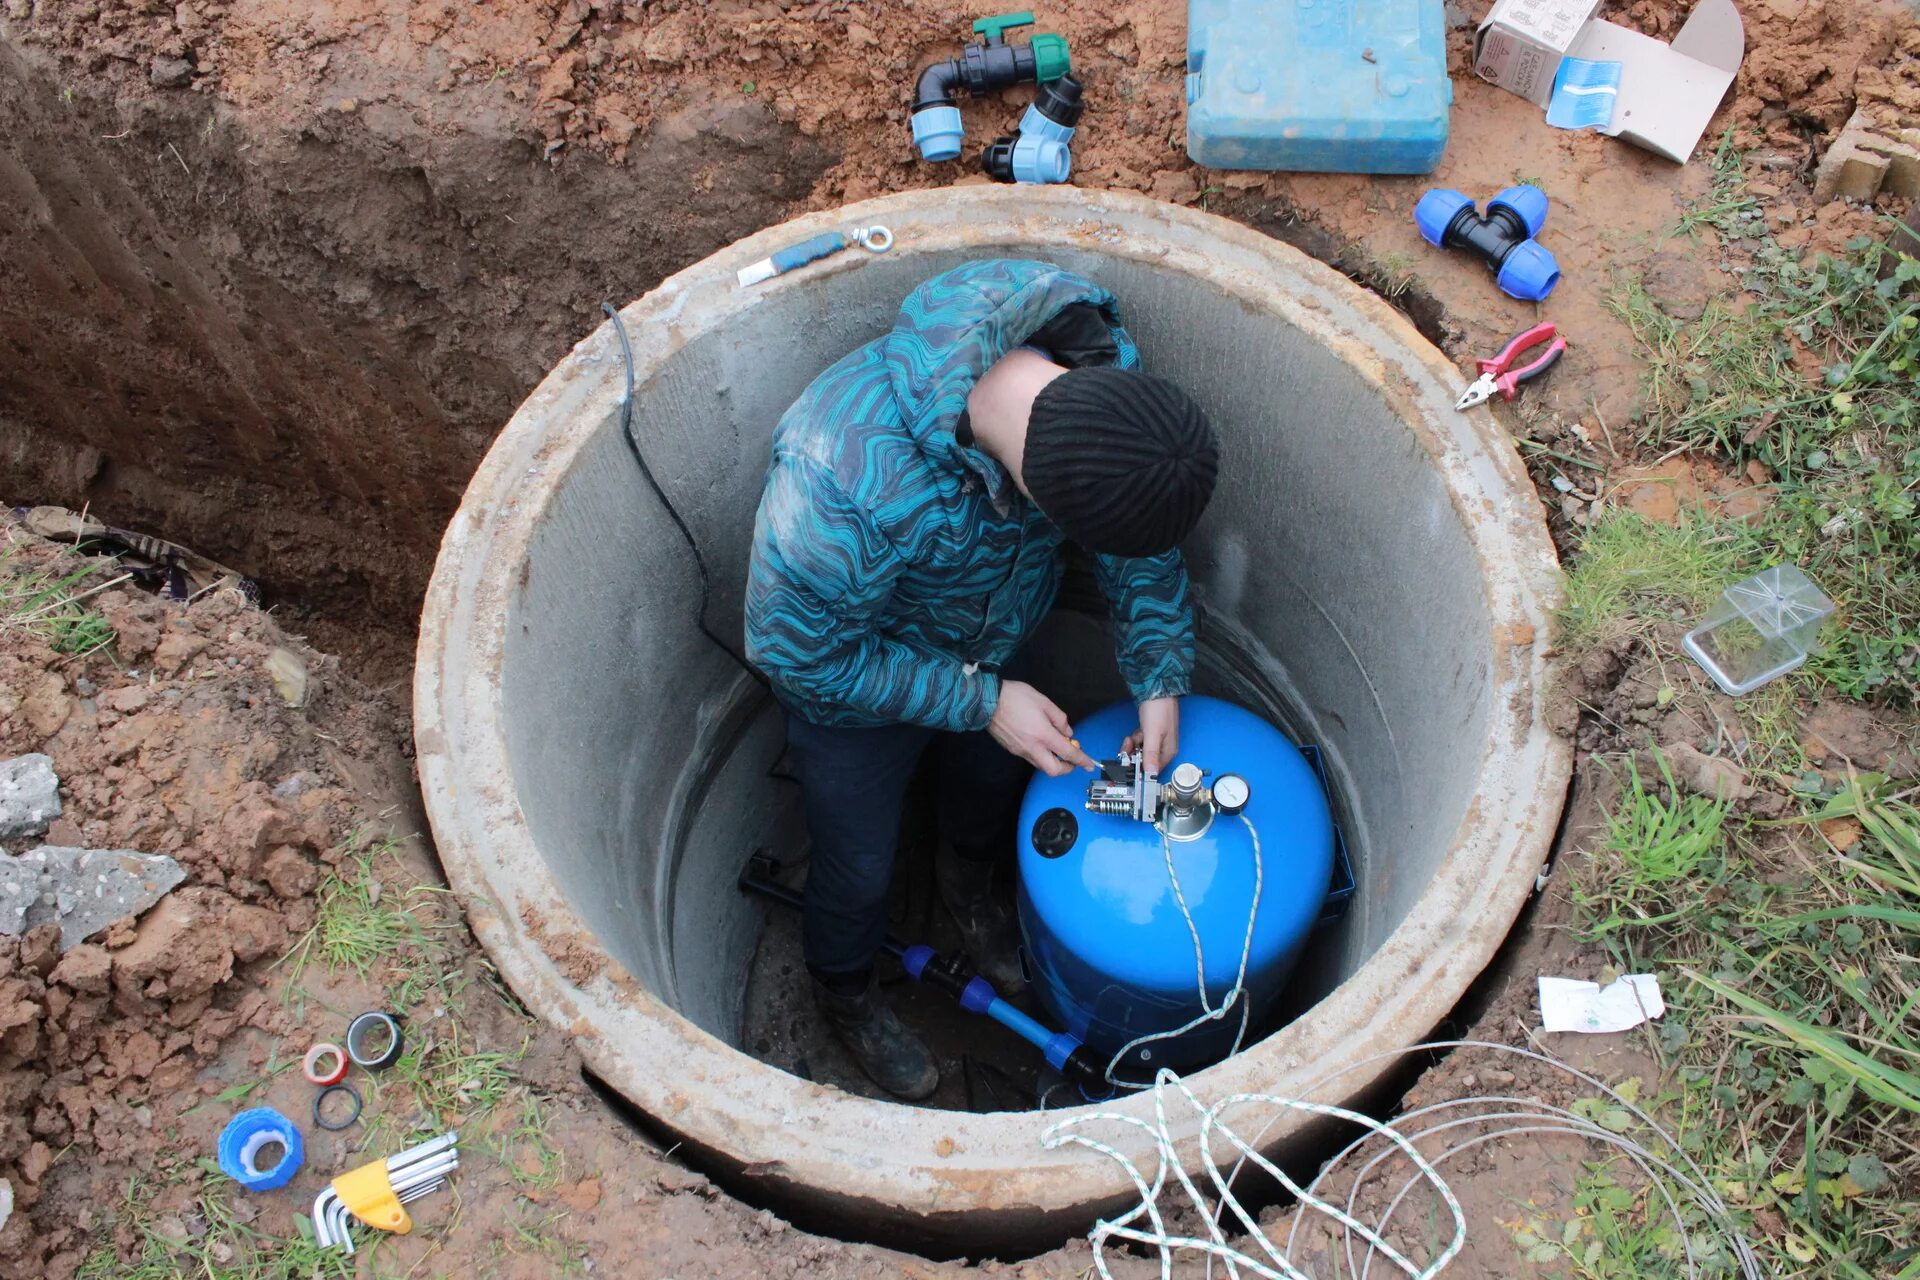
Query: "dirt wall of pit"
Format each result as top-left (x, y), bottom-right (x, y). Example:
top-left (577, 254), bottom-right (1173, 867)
top-left (0, 32), bottom-right (827, 667)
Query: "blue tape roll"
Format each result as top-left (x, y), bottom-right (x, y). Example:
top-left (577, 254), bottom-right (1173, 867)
top-left (217, 1107), bottom-right (304, 1192)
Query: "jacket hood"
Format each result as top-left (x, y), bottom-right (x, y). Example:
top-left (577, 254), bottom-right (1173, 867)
top-left (882, 259), bottom-right (1124, 489)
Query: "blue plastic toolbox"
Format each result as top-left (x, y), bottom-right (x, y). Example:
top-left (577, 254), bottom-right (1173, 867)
top-left (1186, 0), bottom-right (1452, 174)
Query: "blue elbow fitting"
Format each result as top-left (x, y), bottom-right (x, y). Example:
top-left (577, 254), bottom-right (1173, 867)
top-left (1413, 183), bottom-right (1560, 303)
top-left (983, 75), bottom-right (1084, 184)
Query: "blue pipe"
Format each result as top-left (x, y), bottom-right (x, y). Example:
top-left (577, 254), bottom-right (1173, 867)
top-left (740, 855), bottom-right (1108, 1092)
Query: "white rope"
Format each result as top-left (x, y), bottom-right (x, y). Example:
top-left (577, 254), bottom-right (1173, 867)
top-left (1043, 1069), bottom-right (1466, 1280)
top-left (1042, 1039), bottom-right (1764, 1280)
top-left (1104, 813), bottom-right (1265, 1089)
top-left (1041, 803), bottom-right (1762, 1278)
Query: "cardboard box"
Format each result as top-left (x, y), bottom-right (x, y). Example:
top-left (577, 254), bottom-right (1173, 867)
top-left (1473, 0), bottom-right (1604, 108)
top-left (1475, 0), bottom-right (1747, 164)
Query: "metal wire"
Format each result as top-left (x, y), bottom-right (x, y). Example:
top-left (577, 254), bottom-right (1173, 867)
top-left (1047, 1039), bottom-right (1762, 1280)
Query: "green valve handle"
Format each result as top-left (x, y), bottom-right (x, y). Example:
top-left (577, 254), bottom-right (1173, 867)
top-left (972, 11), bottom-right (1035, 41)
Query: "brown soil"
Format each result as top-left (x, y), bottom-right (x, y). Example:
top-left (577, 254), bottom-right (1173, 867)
top-left (4, 0), bottom-right (1915, 685)
top-left (0, 523), bottom-right (985, 1278)
top-left (2, 0), bottom-right (1917, 1275)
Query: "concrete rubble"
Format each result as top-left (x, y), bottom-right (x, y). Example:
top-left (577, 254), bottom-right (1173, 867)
top-left (0, 844), bottom-right (186, 951)
top-left (0, 754), bottom-right (61, 841)
top-left (1814, 108), bottom-right (1920, 203)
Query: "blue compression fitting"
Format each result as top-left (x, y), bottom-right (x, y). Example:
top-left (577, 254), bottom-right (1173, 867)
top-left (912, 105), bottom-right (964, 161)
top-left (961, 975), bottom-right (997, 1014)
top-left (1017, 102), bottom-right (1075, 144)
top-left (217, 1107), bottom-right (304, 1192)
top-left (901, 943), bottom-right (934, 980)
top-left (1044, 1031), bottom-right (1081, 1072)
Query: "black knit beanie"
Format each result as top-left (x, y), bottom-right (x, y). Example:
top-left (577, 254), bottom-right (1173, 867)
top-left (1023, 367), bottom-right (1218, 558)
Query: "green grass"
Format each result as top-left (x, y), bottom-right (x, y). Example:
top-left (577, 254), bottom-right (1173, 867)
top-left (490, 1090), bottom-right (566, 1192)
top-left (381, 1019), bottom-right (527, 1128)
top-left (0, 541), bottom-right (122, 658)
top-left (76, 1178), bottom-right (353, 1280)
top-left (1556, 509), bottom-right (1764, 654)
top-left (280, 829), bottom-right (447, 991)
top-left (1564, 768), bottom-right (1920, 1278)
top-left (1598, 133), bottom-right (1920, 703)
top-left (484, 1205), bottom-right (589, 1276)
top-left (1590, 752), bottom-right (1731, 899)
top-left (1341, 243), bottom-right (1419, 300)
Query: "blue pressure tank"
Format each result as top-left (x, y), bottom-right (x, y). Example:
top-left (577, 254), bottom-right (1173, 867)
top-left (1016, 695), bottom-right (1335, 1081)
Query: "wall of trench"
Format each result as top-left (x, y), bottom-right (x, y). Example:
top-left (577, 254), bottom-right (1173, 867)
top-left (0, 32), bottom-right (828, 672)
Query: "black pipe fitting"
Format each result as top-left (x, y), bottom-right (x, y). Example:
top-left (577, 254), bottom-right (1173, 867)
top-left (982, 74), bottom-right (1084, 184)
top-left (1412, 184), bottom-right (1561, 302)
top-left (911, 12), bottom-right (1071, 163)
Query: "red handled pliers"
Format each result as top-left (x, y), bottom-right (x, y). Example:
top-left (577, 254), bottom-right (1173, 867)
top-left (1456, 321), bottom-right (1567, 410)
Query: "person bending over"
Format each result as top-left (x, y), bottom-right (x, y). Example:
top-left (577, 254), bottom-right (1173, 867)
top-left (744, 258), bottom-right (1218, 1099)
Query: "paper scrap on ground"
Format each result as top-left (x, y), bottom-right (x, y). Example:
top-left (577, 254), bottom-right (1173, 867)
top-left (1539, 974), bottom-right (1665, 1033)
top-left (1546, 57), bottom-right (1622, 130)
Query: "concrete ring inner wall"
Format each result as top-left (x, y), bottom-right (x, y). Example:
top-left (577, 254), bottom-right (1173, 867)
top-left (414, 185), bottom-right (1569, 1252)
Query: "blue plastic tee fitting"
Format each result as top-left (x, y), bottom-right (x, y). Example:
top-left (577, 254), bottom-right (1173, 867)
top-left (217, 1107), bottom-right (304, 1192)
top-left (982, 75), bottom-right (1083, 184)
top-left (1414, 184), bottom-right (1560, 302)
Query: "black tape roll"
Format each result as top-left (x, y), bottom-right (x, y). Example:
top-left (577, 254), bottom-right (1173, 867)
top-left (345, 1010), bottom-right (404, 1070)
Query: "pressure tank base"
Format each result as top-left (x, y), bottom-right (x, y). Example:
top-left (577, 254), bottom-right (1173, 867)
top-left (415, 186), bottom-right (1569, 1252)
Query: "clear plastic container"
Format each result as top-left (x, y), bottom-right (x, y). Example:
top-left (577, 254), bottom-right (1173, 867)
top-left (1682, 565), bottom-right (1835, 696)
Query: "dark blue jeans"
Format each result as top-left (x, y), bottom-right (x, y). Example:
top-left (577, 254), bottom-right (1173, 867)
top-left (786, 713), bottom-right (1031, 979)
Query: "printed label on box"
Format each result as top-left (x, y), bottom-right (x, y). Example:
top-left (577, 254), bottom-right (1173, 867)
top-left (1495, 0), bottom-right (1598, 50)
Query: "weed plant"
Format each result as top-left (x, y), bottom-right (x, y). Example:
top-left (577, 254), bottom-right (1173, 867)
top-left (1568, 770), bottom-right (1919, 1277)
top-left (0, 541), bottom-right (119, 658)
top-left (75, 1178), bottom-right (352, 1280)
top-left (1596, 135), bottom-right (1919, 702)
top-left (1552, 146), bottom-right (1919, 1271)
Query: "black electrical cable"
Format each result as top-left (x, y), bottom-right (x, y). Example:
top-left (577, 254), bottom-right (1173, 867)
top-left (600, 301), bottom-right (766, 686)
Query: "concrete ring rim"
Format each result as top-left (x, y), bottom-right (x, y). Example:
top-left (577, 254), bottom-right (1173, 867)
top-left (414, 185), bottom-right (1570, 1235)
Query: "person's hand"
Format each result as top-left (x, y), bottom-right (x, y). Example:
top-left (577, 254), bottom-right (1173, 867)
top-left (1122, 697), bottom-right (1181, 776)
top-left (990, 681), bottom-right (1098, 778)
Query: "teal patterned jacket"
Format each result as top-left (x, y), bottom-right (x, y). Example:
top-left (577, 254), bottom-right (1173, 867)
top-left (744, 259), bottom-right (1196, 732)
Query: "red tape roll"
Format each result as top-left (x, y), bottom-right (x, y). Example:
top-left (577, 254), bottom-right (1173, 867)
top-left (302, 1041), bottom-right (349, 1086)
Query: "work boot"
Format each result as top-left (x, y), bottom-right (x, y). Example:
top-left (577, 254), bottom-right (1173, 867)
top-left (813, 973), bottom-right (940, 1101)
top-left (936, 852), bottom-right (1028, 995)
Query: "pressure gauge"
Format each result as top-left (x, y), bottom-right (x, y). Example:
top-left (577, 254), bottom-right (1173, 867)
top-left (1211, 773), bottom-right (1250, 816)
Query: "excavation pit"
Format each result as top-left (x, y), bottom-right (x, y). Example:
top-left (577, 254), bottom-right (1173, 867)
top-left (414, 186), bottom-right (1569, 1252)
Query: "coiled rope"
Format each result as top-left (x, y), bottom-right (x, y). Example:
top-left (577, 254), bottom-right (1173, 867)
top-left (1044, 810), bottom-right (1760, 1278)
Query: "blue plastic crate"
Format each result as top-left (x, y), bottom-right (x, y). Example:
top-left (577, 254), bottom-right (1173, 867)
top-left (1300, 743), bottom-right (1356, 925)
top-left (1186, 0), bottom-right (1452, 174)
